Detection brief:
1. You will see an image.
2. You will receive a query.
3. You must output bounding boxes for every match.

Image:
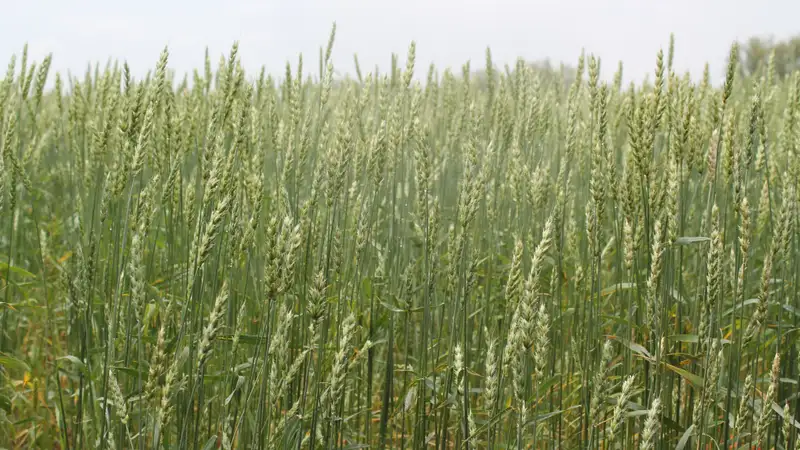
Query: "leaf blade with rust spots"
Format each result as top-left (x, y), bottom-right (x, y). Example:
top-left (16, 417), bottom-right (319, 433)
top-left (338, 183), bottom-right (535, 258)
top-left (608, 336), bottom-right (652, 360)
top-left (662, 362), bottom-right (703, 388)
top-left (0, 352), bottom-right (31, 372)
top-left (674, 236), bottom-right (711, 245)
top-left (668, 334), bottom-right (730, 345)
top-left (600, 282), bottom-right (636, 297)
top-left (0, 262), bottom-right (36, 279)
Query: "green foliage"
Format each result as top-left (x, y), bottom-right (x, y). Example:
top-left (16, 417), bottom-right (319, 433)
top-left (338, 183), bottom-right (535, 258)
top-left (741, 34), bottom-right (800, 78)
top-left (0, 29), bottom-right (799, 450)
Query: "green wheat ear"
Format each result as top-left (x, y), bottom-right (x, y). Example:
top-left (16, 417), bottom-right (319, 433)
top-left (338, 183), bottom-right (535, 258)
top-left (3, 25), bottom-right (800, 450)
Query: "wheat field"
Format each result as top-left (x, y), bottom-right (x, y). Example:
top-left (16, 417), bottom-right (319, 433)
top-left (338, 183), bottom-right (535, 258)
top-left (0, 27), bottom-right (799, 449)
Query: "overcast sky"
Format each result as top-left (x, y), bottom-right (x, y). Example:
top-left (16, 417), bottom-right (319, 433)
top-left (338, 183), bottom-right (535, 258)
top-left (2, 0), bottom-right (798, 86)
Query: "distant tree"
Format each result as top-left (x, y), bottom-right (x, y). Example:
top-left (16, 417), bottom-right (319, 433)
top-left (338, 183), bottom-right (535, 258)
top-left (740, 34), bottom-right (800, 78)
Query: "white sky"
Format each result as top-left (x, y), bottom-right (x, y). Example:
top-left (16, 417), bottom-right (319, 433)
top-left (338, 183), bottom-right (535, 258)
top-left (2, 0), bottom-right (798, 86)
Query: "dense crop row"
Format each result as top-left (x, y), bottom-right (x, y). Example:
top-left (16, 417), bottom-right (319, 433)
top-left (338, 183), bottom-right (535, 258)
top-left (1, 28), bottom-right (799, 449)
